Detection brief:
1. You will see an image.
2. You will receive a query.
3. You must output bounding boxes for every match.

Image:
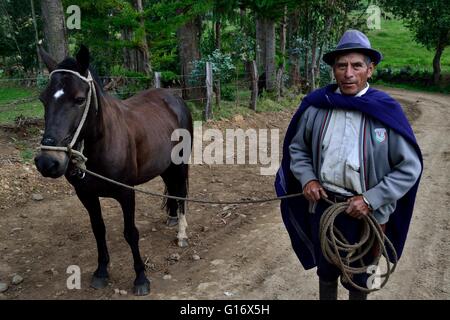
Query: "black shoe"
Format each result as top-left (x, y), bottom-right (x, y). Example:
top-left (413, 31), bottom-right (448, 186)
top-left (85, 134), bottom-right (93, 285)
top-left (319, 279), bottom-right (338, 300)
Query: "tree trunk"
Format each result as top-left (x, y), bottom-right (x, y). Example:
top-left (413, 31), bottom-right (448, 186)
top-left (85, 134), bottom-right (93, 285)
top-left (255, 14), bottom-right (266, 73)
top-left (433, 41), bottom-right (444, 85)
top-left (177, 17), bottom-right (203, 100)
top-left (215, 19), bottom-right (221, 51)
top-left (31, 0), bottom-right (42, 72)
top-left (304, 45), bottom-right (309, 91)
top-left (40, 0), bottom-right (68, 62)
top-left (315, 10), bottom-right (334, 86)
top-left (277, 7), bottom-right (287, 98)
top-left (310, 29), bottom-right (318, 91)
top-left (133, 0), bottom-right (151, 75)
top-left (214, 19), bottom-right (221, 107)
top-left (287, 12), bottom-right (301, 89)
top-left (122, 28), bottom-right (137, 71)
top-left (265, 18), bottom-right (276, 92)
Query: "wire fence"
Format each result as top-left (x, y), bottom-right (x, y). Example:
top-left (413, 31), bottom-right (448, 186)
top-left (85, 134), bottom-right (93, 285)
top-left (0, 63), bottom-right (274, 125)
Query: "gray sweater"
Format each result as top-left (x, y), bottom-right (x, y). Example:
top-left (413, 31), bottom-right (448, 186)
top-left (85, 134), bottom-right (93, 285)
top-left (289, 106), bottom-right (422, 224)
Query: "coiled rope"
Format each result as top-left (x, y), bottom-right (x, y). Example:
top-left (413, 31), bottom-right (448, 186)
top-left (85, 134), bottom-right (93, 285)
top-left (319, 200), bottom-right (398, 292)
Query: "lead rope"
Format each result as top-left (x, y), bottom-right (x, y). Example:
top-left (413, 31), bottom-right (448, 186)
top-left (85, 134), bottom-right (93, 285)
top-left (80, 166), bottom-right (397, 292)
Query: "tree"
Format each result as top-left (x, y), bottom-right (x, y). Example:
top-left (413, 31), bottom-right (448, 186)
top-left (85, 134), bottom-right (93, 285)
top-left (241, 0), bottom-right (288, 92)
top-left (40, 0), bottom-right (68, 62)
top-left (172, 1), bottom-right (212, 100)
top-left (380, 0), bottom-right (450, 85)
top-left (0, 0), bottom-right (44, 74)
top-left (121, 0), bottom-right (151, 75)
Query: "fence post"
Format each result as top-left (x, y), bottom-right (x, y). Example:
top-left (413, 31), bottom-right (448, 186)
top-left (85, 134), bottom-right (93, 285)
top-left (204, 62), bottom-right (213, 120)
top-left (215, 77), bottom-right (221, 109)
top-left (250, 60), bottom-right (258, 111)
top-left (154, 72), bottom-right (161, 88)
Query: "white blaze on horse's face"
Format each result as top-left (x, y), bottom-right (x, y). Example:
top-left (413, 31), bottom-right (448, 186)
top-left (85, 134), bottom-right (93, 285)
top-left (53, 89), bottom-right (65, 99)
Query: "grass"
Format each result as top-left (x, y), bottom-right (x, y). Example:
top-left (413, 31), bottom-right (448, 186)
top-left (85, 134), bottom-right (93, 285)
top-left (186, 89), bottom-right (303, 122)
top-left (1, 83), bottom-right (303, 126)
top-left (373, 80), bottom-right (450, 94)
top-left (367, 18), bottom-right (450, 93)
top-left (0, 100), bottom-right (43, 124)
top-left (368, 19), bottom-right (450, 73)
top-left (0, 85), bottom-right (42, 124)
top-left (0, 86), bottom-right (38, 104)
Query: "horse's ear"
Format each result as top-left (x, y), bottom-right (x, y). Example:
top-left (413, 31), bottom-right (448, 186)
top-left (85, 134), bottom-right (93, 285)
top-left (76, 44), bottom-right (90, 74)
top-left (39, 46), bottom-right (57, 72)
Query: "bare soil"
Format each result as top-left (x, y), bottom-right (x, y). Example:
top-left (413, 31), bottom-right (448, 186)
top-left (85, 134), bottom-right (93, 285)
top-left (0, 86), bottom-right (448, 300)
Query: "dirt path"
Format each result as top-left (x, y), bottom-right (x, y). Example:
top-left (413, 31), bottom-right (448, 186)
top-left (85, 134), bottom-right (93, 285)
top-left (0, 87), bottom-right (448, 300)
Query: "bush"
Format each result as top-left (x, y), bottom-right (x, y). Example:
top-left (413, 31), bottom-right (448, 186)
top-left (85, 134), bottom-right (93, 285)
top-left (220, 84), bottom-right (236, 101)
top-left (190, 50), bottom-right (236, 86)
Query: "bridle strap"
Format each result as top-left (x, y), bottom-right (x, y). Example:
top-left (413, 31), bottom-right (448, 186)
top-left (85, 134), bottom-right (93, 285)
top-left (39, 69), bottom-right (98, 166)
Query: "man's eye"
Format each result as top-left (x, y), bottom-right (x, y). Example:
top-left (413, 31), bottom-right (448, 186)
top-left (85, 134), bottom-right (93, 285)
top-left (75, 97), bottom-right (86, 105)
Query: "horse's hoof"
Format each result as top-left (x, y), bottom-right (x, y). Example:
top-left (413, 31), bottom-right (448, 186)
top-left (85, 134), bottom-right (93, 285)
top-left (178, 238), bottom-right (189, 248)
top-left (166, 217), bottom-right (178, 227)
top-left (91, 276), bottom-right (109, 289)
top-left (133, 279), bottom-right (151, 296)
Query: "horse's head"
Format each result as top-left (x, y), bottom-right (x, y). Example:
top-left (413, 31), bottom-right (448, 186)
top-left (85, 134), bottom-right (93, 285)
top-left (35, 45), bottom-right (92, 178)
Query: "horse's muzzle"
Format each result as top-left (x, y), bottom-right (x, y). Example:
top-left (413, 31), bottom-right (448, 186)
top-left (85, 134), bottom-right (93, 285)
top-left (34, 151), bottom-right (69, 178)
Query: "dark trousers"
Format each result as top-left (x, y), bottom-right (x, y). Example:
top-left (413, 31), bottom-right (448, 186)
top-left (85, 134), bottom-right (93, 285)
top-left (311, 198), bottom-right (375, 292)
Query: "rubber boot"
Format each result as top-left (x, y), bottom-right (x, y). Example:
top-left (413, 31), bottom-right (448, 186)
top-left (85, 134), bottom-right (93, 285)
top-left (319, 279), bottom-right (338, 300)
top-left (349, 290), bottom-right (368, 300)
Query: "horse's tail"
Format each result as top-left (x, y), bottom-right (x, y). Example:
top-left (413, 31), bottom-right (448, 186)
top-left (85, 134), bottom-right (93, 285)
top-left (161, 97), bottom-right (192, 214)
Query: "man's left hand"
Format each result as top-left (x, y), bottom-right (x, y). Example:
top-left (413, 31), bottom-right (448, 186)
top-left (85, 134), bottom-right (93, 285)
top-left (345, 195), bottom-right (372, 219)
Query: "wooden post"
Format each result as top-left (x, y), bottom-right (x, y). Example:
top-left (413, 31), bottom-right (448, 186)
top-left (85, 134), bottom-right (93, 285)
top-left (154, 72), bottom-right (161, 88)
top-left (204, 62), bottom-right (213, 120)
top-left (215, 77), bottom-right (221, 109)
top-left (250, 60), bottom-right (258, 111)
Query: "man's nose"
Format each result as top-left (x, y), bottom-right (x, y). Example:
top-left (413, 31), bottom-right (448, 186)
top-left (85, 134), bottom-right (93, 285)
top-left (344, 66), bottom-right (355, 78)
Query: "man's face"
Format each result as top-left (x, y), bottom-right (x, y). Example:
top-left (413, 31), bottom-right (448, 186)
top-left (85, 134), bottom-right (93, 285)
top-left (333, 52), bottom-right (374, 96)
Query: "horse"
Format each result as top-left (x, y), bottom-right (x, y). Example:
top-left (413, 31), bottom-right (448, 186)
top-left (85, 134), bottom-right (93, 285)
top-left (34, 45), bottom-right (193, 296)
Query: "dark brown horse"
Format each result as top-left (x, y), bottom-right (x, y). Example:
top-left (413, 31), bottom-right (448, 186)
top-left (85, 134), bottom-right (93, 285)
top-left (34, 45), bottom-right (193, 296)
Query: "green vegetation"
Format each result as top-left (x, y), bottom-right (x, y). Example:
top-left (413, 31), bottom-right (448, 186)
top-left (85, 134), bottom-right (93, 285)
top-left (0, 86), bottom-right (42, 124)
top-left (369, 19), bottom-right (450, 73)
top-left (0, 86), bottom-right (38, 104)
top-left (0, 100), bottom-right (43, 124)
top-left (186, 89), bottom-right (303, 122)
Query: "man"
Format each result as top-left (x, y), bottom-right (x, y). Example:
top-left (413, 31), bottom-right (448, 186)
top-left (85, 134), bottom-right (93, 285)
top-left (274, 30), bottom-right (423, 300)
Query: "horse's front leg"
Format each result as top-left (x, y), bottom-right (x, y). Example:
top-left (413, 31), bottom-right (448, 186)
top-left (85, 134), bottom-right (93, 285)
top-left (76, 190), bottom-right (110, 289)
top-left (117, 189), bottom-right (150, 296)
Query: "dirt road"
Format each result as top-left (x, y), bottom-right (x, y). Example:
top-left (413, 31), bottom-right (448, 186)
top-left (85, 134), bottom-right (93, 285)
top-left (0, 87), bottom-right (448, 300)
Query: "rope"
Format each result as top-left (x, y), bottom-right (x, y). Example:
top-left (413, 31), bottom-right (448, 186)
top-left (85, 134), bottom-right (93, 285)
top-left (80, 167), bottom-right (304, 204)
top-left (79, 166), bottom-right (397, 292)
top-left (319, 201), bottom-right (398, 292)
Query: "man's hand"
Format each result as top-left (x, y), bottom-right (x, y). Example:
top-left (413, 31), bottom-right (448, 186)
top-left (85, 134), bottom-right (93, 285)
top-left (345, 195), bottom-right (372, 219)
top-left (303, 180), bottom-right (328, 202)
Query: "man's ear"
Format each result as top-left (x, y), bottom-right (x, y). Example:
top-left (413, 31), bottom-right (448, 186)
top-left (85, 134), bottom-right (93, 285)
top-left (39, 46), bottom-right (57, 72)
top-left (76, 44), bottom-right (90, 75)
top-left (367, 62), bottom-right (375, 79)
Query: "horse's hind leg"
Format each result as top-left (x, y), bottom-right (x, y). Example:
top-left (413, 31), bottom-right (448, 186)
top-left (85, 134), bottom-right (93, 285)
top-left (76, 191), bottom-right (110, 289)
top-left (161, 164), bottom-right (189, 247)
top-left (117, 189), bottom-right (150, 296)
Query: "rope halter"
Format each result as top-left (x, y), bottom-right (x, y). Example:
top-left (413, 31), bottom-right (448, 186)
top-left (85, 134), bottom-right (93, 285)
top-left (39, 69), bottom-right (98, 166)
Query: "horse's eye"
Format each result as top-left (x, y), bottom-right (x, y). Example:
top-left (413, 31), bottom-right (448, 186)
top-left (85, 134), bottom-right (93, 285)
top-left (74, 97), bottom-right (86, 105)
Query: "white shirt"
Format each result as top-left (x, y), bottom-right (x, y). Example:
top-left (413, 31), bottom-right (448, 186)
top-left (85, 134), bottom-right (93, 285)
top-left (320, 84), bottom-right (369, 196)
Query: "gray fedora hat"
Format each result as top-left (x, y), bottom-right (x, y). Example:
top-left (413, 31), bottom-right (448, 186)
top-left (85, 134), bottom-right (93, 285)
top-left (323, 29), bottom-right (383, 66)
